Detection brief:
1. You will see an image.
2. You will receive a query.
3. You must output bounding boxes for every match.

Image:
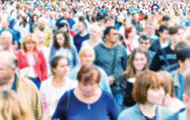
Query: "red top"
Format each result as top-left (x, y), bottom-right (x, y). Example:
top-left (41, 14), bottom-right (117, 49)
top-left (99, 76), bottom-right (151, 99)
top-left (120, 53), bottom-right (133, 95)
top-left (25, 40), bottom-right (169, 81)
top-left (16, 50), bottom-right (48, 82)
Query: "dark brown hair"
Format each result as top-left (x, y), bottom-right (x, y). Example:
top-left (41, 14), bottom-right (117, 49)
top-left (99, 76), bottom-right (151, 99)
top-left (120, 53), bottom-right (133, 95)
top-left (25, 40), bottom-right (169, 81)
top-left (53, 30), bottom-right (71, 49)
top-left (132, 70), bottom-right (165, 104)
top-left (77, 64), bottom-right (101, 84)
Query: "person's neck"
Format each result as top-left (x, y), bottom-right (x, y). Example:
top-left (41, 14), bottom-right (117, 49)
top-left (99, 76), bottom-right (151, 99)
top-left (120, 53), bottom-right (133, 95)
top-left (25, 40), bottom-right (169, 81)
top-left (52, 75), bottom-right (66, 87)
top-left (171, 42), bottom-right (176, 50)
top-left (160, 37), bottom-right (168, 45)
top-left (147, 32), bottom-right (153, 37)
top-left (80, 30), bottom-right (87, 36)
top-left (4, 27), bottom-right (8, 30)
top-left (89, 37), bottom-right (101, 46)
top-left (104, 41), bottom-right (116, 48)
top-left (139, 103), bottom-right (157, 118)
top-left (178, 67), bottom-right (186, 76)
top-left (0, 74), bottom-right (15, 90)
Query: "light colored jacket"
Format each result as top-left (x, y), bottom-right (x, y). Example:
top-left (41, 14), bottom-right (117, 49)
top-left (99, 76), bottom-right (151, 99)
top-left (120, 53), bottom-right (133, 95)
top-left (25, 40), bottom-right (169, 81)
top-left (118, 104), bottom-right (173, 120)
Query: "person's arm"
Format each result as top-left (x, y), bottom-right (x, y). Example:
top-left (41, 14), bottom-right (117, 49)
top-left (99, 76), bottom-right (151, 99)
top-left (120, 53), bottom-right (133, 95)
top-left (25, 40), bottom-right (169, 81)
top-left (149, 50), bottom-right (161, 71)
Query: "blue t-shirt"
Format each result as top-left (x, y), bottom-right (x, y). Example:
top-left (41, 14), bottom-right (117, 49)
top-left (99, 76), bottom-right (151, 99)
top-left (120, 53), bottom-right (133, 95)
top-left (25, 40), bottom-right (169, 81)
top-left (73, 33), bottom-right (90, 52)
top-left (52, 89), bottom-right (119, 120)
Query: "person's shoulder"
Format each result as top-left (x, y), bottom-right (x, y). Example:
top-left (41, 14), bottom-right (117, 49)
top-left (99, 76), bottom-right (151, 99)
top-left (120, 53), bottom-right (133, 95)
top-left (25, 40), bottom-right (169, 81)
top-left (158, 106), bottom-right (174, 119)
top-left (165, 108), bottom-right (186, 120)
top-left (118, 105), bottom-right (137, 120)
top-left (94, 42), bottom-right (104, 50)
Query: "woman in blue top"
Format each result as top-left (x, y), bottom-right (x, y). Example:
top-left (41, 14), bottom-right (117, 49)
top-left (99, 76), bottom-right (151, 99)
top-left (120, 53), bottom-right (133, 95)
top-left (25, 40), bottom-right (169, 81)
top-left (50, 30), bottom-right (79, 69)
top-left (52, 64), bottom-right (119, 120)
top-left (119, 70), bottom-right (173, 120)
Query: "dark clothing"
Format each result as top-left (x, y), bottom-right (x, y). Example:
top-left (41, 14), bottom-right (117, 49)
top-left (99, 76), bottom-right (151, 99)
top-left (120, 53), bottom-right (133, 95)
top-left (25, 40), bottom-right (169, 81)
top-left (73, 33), bottom-right (90, 52)
top-left (164, 63), bottom-right (179, 73)
top-left (56, 17), bottom-right (75, 29)
top-left (150, 46), bottom-right (178, 71)
top-left (119, 74), bottom-right (136, 107)
top-left (52, 89), bottom-right (119, 120)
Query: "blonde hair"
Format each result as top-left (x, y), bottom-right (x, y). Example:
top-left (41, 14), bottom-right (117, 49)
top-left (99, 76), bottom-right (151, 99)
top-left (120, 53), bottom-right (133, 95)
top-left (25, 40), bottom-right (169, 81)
top-left (0, 31), bottom-right (13, 41)
top-left (0, 90), bottom-right (33, 120)
top-left (21, 33), bottom-right (38, 51)
top-left (79, 46), bottom-right (95, 62)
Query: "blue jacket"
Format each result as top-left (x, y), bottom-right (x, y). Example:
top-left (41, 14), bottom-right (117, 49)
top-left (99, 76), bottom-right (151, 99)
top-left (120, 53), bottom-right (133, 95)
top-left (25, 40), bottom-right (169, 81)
top-left (118, 104), bottom-right (173, 120)
top-left (166, 108), bottom-right (186, 120)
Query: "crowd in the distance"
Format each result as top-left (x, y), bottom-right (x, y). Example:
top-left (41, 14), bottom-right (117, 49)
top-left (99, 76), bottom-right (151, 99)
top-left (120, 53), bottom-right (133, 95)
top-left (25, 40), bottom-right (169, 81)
top-left (0, 0), bottom-right (190, 119)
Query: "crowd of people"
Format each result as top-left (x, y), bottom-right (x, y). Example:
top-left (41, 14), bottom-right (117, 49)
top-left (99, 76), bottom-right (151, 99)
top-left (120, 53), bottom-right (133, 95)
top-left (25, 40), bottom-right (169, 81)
top-left (1, 0), bottom-right (190, 119)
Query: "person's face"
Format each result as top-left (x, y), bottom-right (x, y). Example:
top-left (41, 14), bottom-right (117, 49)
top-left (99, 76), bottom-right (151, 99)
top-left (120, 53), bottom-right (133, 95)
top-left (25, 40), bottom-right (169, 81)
top-left (64, 11), bottom-right (69, 19)
top-left (147, 87), bottom-right (165, 105)
top-left (139, 38), bottom-right (151, 51)
top-left (78, 76), bottom-right (99, 97)
top-left (160, 30), bottom-right (169, 41)
top-left (25, 41), bottom-right (36, 51)
top-left (106, 29), bottom-right (119, 44)
top-left (133, 52), bottom-right (147, 71)
top-left (180, 58), bottom-right (190, 71)
top-left (2, 21), bottom-right (9, 29)
top-left (0, 59), bottom-right (12, 85)
top-left (128, 28), bottom-right (137, 39)
top-left (81, 51), bottom-right (94, 65)
top-left (176, 29), bottom-right (184, 42)
top-left (53, 58), bottom-right (69, 76)
top-left (38, 34), bottom-right (45, 45)
top-left (33, 16), bottom-right (38, 21)
top-left (1, 35), bottom-right (12, 47)
top-left (77, 23), bottom-right (85, 33)
top-left (56, 33), bottom-right (65, 46)
top-left (146, 25), bottom-right (154, 34)
top-left (39, 20), bottom-right (46, 28)
top-left (90, 28), bottom-right (99, 38)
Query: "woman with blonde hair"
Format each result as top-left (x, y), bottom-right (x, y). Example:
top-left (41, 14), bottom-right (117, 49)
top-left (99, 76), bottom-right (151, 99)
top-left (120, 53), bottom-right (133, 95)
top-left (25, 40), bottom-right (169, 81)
top-left (69, 46), bottom-right (111, 93)
top-left (81, 25), bottom-right (102, 48)
top-left (16, 33), bottom-right (48, 89)
top-left (0, 90), bottom-right (33, 120)
top-left (158, 71), bottom-right (185, 113)
top-left (120, 47), bottom-right (149, 108)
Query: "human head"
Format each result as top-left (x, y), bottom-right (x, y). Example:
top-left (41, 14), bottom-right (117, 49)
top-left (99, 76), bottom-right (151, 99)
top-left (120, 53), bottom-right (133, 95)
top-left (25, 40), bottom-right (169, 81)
top-left (104, 26), bottom-right (118, 44)
top-left (126, 47), bottom-right (149, 78)
top-left (79, 46), bottom-right (95, 65)
top-left (77, 64), bottom-right (100, 84)
top-left (162, 15), bottom-right (171, 25)
top-left (104, 18), bottom-right (114, 27)
top-left (158, 71), bottom-right (175, 97)
top-left (0, 51), bottom-right (17, 86)
top-left (50, 55), bottom-right (69, 76)
top-left (145, 22), bottom-right (156, 36)
top-left (139, 35), bottom-right (151, 52)
top-left (0, 31), bottom-right (13, 48)
top-left (158, 25), bottom-right (169, 41)
top-left (0, 90), bottom-right (33, 120)
top-left (34, 31), bottom-right (45, 46)
top-left (57, 21), bottom-right (70, 33)
top-left (176, 47), bottom-right (190, 71)
top-left (38, 17), bottom-right (46, 29)
top-left (2, 19), bottom-right (9, 30)
top-left (77, 64), bottom-right (101, 97)
top-left (77, 21), bottom-right (87, 33)
top-left (53, 30), bottom-right (71, 49)
top-left (169, 25), bottom-right (184, 45)
top-left (90, 25), bottom-right (102, 39)
top-left (125, 27), bottom-right (136, 39)
top-left (31, 14), bottom-right (39, 23)
top-left (21, 33), bottom-right (38, 52)
top-left (133, 70), bottom-right (165, 104)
